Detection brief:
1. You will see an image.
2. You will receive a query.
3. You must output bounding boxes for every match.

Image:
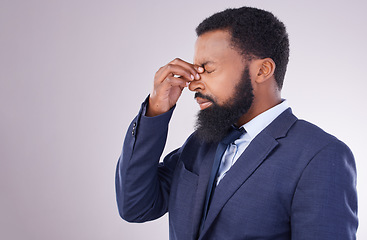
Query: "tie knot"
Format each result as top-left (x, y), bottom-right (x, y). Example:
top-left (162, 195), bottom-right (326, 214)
top-left (221, 126), bottom-right (245, 145)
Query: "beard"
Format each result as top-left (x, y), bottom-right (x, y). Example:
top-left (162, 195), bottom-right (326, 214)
top-left (194, 67), bottom-right (254, 143)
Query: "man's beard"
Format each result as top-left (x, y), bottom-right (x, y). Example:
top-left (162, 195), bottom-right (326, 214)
top-left (194, 67), bottom-right (254, 143)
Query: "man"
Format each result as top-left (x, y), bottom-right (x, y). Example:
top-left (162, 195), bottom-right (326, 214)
top-left (115, 6), bottom-right (358, 239)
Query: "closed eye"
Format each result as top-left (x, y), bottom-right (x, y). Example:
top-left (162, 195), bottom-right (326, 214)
top-left (202, 67), bottom-right (215, 74)
top-left (200, 61), bottom-right (216, 74)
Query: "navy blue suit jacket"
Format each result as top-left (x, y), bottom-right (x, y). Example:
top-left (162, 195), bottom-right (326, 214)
top-left (116, 100), bottom-right (358, 239)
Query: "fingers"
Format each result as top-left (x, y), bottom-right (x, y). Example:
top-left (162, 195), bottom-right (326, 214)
top-left (161, 64), bottom-right (194, 82)
top-left (170, 58), bottom-right (202, 80)
top-left (155, 58), bottom-right (204, 84)
top-left (170, 75), bottom-right (191, 88)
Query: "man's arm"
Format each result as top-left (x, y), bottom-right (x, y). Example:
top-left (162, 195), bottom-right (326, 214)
top-left (115, 98), bottom-right (179, 222)
top-left (115, 58), bottom-right (203, 222)
top-left (291, 140), bottom-right (358, 239)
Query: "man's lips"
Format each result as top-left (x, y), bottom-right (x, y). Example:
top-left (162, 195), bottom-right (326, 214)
top-left (196, 97), bottom-right (213, 110)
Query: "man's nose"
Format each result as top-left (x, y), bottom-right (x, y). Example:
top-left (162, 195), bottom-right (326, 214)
top-left (188, 78), bottom-right (205, 92)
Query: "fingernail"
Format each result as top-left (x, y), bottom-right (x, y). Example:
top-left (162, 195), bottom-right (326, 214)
top-left (196, 73), bottom-right (200, 79)
top-left (191, 74), bottom-right (194, 80)
top-left (186, 82), bottom-right (190, 87)
top-left (198, 67), bottom-right (204, 72)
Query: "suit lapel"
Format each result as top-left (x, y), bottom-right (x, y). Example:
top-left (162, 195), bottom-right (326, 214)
top-left (199, 108), bottom-right (297, 238)
top-left (190, 144), bottom-right (217, 239)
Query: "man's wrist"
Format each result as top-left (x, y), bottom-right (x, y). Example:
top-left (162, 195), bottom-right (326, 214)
top-left (145, 97), bottom-right (166, 117)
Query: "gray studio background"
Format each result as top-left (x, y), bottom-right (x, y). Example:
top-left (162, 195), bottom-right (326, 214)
top-left (1, 0), bottom-right (366, 239)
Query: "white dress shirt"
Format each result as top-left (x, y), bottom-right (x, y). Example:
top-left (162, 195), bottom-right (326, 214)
top-left (216, 100), bottom-right (290, 185)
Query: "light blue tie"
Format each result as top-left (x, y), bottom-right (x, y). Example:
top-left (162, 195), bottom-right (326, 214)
top-left (217, 142), bottom-right (238, 185)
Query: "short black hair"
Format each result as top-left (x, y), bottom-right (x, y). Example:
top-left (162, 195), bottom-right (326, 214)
top-left (196, 7), bottom-right (289, 89)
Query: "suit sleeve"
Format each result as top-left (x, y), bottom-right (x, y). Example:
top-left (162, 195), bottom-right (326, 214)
top-left (291, 140), bottom-right (358, 239)
top-left (115, 97), bottom-right (180, 223)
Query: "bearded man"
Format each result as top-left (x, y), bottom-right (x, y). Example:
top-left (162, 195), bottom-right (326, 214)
top-left (115, 6), bottom-right (358, 240)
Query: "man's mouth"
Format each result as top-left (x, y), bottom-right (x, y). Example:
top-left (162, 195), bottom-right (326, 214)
top-left (196, 97), bottom-right (213, 110)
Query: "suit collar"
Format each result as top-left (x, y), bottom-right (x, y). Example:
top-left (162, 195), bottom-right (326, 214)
top-left (240, 100), bottom-right (290, 140)
top-left (199, 108), bottom-right (297, 238)
top-left (262, 108), bottom-right (297, 139)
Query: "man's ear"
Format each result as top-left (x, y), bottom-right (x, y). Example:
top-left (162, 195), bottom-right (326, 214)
top-left (255, 58), bottom-right (276, 83)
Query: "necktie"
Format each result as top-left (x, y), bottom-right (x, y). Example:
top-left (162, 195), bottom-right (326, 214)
top-left (216, 142), bottom-right (238, 185)
top-left (200, 126), bottom-right (245, 231)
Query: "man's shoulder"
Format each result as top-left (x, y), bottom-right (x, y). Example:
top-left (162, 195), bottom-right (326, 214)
top-left (267, 108), bottom-right (350, 152)
top-left (287, 118), bottom-right (351, 153)
top-left (292, 119), bottom-right (337, 140)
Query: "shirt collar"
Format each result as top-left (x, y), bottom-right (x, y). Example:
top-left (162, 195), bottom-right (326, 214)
top-left (238, 99), bottom-right (289, 141)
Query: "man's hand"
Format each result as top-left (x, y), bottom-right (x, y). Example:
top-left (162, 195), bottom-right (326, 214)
top-left (146, 58), bottom-right (204, 117)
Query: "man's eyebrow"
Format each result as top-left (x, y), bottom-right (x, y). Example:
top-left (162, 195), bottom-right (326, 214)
top-left (200, 61), bottom-right (216, 67)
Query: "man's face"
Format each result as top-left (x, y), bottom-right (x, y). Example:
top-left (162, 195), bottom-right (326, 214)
top-left (190, 30), bottom-right (247, 108)
top-left (190, 30), bottom-right (254, 143)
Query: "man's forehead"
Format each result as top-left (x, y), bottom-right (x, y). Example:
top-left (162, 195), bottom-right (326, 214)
top-left (193, 34), bottom-right (238, 66)
top-left (193, 29), bottom-right (241, 65)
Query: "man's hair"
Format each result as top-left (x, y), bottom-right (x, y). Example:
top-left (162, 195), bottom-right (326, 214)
top-left (196, 7), bottom-right (289, 89)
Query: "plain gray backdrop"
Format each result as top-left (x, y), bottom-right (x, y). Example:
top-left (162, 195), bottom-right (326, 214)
top-left (1, 0), bottom-right (366, 239)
